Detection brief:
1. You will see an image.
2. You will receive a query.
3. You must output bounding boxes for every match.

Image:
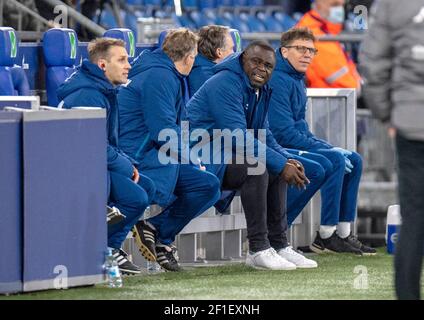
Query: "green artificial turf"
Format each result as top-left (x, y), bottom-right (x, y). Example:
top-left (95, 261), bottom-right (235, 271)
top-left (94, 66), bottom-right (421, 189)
top-left (3, 248), bottom-right (415, 300)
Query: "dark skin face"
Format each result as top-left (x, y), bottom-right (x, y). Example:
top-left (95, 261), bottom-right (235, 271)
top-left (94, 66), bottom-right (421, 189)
top-left (242, 46), bottom-right (276, 89)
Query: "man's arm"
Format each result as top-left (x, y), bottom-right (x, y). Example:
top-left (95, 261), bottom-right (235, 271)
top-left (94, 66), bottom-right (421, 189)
top-left (62, 89), bottom-right (134, 178)
top-left (268, 82), bottom-right (332, 150)
top-left (139, 70), bottom-right (189, 163)
top-left (209, 77), bottom-right (288, 176)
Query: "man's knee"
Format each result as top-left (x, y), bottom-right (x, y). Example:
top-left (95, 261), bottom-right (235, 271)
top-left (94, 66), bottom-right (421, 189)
top-left (349, 151), bottom-right (363, 171)
top-left (204, 172), bottom-right (221, 196)
top-left (139, 174), bottom-right (156, 203)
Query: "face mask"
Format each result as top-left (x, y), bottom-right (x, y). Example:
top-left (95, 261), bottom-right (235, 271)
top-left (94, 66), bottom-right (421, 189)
top-left (328, 5), bottom-right (345, 24)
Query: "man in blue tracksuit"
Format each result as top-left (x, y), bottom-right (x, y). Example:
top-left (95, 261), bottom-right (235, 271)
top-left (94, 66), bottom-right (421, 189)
top-left (187, 25), bottom-right (235, 97)
top-left (117, 29), bottom-right (221, 272)
top-left (268, 27), bottom-right (375, 255)
top-left (57, 38), bottom-right (156, 274)
top-left (187, 41), bottom-right (318, 270)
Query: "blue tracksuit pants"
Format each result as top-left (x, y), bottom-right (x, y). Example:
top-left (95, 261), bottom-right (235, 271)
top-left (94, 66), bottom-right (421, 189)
top-left (148, 164), bottom-right (221, 246)
top-left (108, 171), bottom-right (156, 248)
top-left (286, 149), bottom-right (362, 226)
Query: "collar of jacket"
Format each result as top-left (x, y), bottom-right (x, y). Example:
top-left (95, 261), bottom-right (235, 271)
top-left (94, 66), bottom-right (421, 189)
top-left (81, 59), bottom-right (118, 95)
top-left (275, 48), bottom-right (305, 81)
top-left (307, 9), bottom-right (343, 35)
top-left (194, 53), bottom-right (216, 68)
top-left (130, 48), bottom-right (186, 80)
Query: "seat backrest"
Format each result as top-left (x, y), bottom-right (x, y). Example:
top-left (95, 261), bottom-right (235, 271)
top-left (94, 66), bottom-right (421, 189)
top-left (229, 29), bottom-right (242, 53)
top-left (103, 28), bottom-right (136, 62)
top-left (0, 27), bottom-right (30, 96)
top-left (11, 66), bottom-right (30, 96)
top-left (43, 28), bottom-right (78, 106)
top-left (0, 27), bottom-right (17, 96)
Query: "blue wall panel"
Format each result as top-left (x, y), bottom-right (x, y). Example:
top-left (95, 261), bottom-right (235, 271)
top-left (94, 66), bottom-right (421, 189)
top-left (0, 112), bottom-right (23, 294)
top-left (22, 111), bottom-right (107, 290)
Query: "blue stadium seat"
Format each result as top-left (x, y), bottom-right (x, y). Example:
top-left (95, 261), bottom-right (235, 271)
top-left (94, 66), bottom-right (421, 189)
top-left (127, 0), bottom-right (144, 5)
top-left (198, 0), bottom-right (216, 10)
top-left (257, 12), bottom-right (284, 32)
top-left (98, 7), bottom-right (118, 29)
top-left (229, 29), bottom-right (242, 52)
top-left (144, 0), bottom-right (162, 5)
top-left (239, 12), bottom-right (266, 32)
top-left (104, 28), bottom-right (137, 62)
top-left (233, 0), bottom-right (249, 6)
top-left (216, 0), bottom-right (233, 6)
top-left (219, 12), bottom-right (250, 32)
top-left (42, 28), bottom-right (78, 106)
top-left (248, 0), bottom-right (263, 5)
top-left (274, 12), bottom-right (297, 31)
top-left (124, 12), bottom-right (140, 39)
top-left (154, 9), bottom-right (169, 18)
top-left (173, 13), bottom-right (197, 29)
top-left (10, 66), bottom-right (30, 96)
top-left (189, 11), bottom-right (216, 28)
top-left (182, 0), bottom-right (197, 7)
top-left (0, 27), bottom-right (30, 96)
top-left (158, 29), bottom-right (171, 48)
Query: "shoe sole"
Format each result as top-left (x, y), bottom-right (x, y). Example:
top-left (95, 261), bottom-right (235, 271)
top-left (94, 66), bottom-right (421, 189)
top-left (295, 264), bottom-right (318, 269)
top-left (246, 263), bottom-right (296, 271)
top-left (361, 252), bottom-right (377, 256)
top-left (132, 228), bottom-right (157, 262)
top-left (309, 244), bottom-right (333, 254)
top-left (120, 268), bottom-right (141, 275)
top-left (309, 244), bottom-right (362, 255)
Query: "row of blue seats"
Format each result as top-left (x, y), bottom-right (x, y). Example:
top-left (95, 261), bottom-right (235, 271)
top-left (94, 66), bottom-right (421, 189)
top-left (126, 0), bottom-right (265, 8)
top-left (99, 8), bottom-right (297, 36)
top-left (0, 27), bottom-right (138, 106)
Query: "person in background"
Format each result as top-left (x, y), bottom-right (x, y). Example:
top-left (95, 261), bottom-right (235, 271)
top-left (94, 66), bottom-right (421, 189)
top-left (296, 0), bottom-right (361, 91)
top-left (359, 0), bottom-right (424, 300)
top-left (117, 28), bottom-right (221, 272)
top-left (57, 38), bottom-right (156, 275)
top-left (187, 25), bottom-right (234, 97)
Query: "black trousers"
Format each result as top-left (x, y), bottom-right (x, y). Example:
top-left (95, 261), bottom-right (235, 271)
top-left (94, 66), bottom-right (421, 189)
top-left (395, 133), bottom-right (424, 300)
top-left (222, 164), bottom-right (288, 253)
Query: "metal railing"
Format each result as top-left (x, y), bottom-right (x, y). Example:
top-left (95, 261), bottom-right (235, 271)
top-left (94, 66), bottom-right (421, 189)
top-left (0, 0), bottom-right (105, 40)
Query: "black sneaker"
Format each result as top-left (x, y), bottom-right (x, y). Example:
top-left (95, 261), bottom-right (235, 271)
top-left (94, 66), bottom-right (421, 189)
top-left (156, 245), bottom-right (182, 272)
top-left (310, 231), bottom-right (362, 255)
top-left (132, 220), bottom-right (157, 262)
top-left (107, 206), bottom-right (126, 225)
top-left (112, 248), bottom-right (141, 275)
top-left (343, 233), bottom-right (377, 256)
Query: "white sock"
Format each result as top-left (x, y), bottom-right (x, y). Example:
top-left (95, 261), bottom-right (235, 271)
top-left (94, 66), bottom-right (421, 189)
top-left (319, 225), bottom-right (336, 239)
top-left (337, 222), bottom-right (351, 239)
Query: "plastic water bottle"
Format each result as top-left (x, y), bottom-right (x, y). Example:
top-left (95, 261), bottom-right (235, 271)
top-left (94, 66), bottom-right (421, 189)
top-left (386, 205), bottom-right (401, 254)
top-left (104, 248), bottom-right (123, 288)
top-left (147, 260), bottom-right (161, 274)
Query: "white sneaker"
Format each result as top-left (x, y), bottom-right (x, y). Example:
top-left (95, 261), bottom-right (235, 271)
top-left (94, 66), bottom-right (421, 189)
top-left (277, 246), bottom-right (318, 269)
top-left (246, 248), bottom-right (297, 270)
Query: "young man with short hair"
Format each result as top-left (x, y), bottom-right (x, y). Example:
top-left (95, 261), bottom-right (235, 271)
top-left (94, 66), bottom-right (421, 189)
top-left (57, 38), bottom-right (156, 274)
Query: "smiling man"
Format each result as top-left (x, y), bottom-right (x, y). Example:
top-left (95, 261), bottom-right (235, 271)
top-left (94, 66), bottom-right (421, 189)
top-left (268, 27), bottom-right (375, 256)
top-left (187, 41), bottom-right (317, 270)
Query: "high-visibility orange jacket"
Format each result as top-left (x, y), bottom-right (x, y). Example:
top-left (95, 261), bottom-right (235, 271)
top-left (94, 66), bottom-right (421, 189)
top-left (296, 9), bottom-right (361, 90)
